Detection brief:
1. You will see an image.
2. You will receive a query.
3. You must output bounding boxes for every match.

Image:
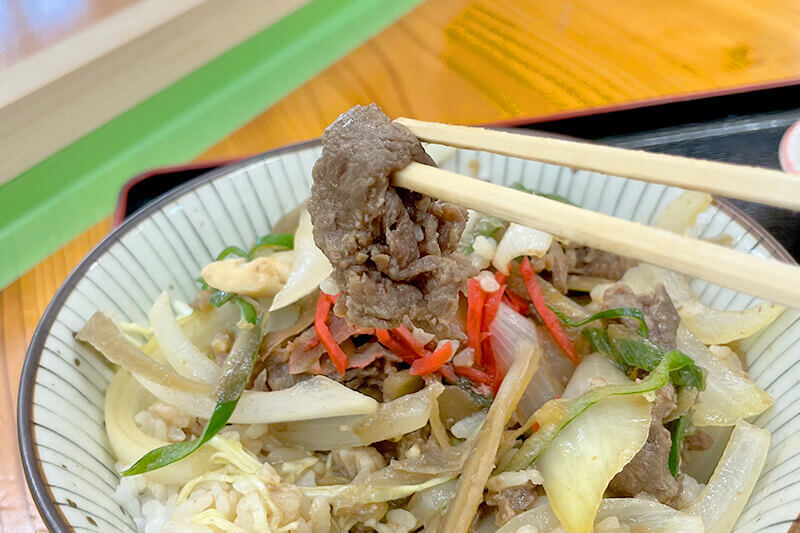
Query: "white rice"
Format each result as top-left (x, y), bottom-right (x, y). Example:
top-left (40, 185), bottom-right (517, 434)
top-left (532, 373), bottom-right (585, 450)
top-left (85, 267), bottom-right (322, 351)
top-left (117, 403), bottom-right (418, 532)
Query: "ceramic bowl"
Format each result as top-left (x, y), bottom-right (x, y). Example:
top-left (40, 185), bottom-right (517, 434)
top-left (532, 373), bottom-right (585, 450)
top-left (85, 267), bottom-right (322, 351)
top-left (19, 139), bottom-right (800, 532)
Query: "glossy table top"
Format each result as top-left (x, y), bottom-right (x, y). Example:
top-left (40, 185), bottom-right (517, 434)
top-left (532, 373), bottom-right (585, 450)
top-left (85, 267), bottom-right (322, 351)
top-left (4, 0), bottom-right (800, 530)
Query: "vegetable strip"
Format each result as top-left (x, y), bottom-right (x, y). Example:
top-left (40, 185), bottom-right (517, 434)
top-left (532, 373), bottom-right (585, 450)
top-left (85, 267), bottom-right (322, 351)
top-left (467, 278), bottom-right (486, 364)
top-left (503, 290), bottom-right (530, 314)
top-left (454, 366), bottom-right (494, 387)
top-left (668, 413), bottom-right (693, 476)
top-left (376, 329), bottom-right (417, 364)
top-left (482, 284), bottom-right (506, 333)
top-left (502, 349), bottom-right (696, 471)
top-left (519, 258), bottom-right (579, 365)
top-left (392, 325), bottom-right (429, 358)
top-left (314, 293), bottom-right (348, 375)
top-left (410, 342), bottom-right (454, 375)
top-left (123, 315), bottom-right (264, 475)
top-left (548, 305), bottom-right (649, 337)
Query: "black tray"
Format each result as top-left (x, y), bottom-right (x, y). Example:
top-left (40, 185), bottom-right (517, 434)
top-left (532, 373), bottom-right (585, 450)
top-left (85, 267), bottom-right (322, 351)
top-left (116, 84), bottom-right (800, 257)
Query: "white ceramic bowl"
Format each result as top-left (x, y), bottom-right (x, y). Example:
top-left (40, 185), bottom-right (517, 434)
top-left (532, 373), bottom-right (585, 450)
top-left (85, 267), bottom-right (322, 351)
top-left (19, 139), bottom-right (800, 532)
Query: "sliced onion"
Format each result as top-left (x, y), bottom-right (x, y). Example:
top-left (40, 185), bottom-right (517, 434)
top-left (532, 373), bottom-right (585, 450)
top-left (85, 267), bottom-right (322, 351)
top-left (678, 300), bottom-right (785, 345)
top-left (408, 478), bottom-right (457, 525)
top-left (537, 354), bottom-right (651, 533)
top-left (492, 223), bottom-right (553, 274)
top-left (536, 275), bottom-right (591, 322)
top-left (273, 381), bottom-right (445, 450)
top-left (491, 303), bottom-right (564, 418)
top-left (181, 303), bottom-right (240, 353)
top-left (450, 411), bottom-right (487, 440)
top-left (620, 264), bottom-right (784, 345)
top-left (271, 415), bottom-right (365, 450)
top-left (77, 312), bottom-right (206, 392)
top-left (677, 326), bottom-right (773, 426)
top-left (149, 291), bottom-right (220, 384)
top-left (654, 190), bottom-right (712, 235)
top-left (270, 209), bottom-right (332, 311)
top-left (562, 352), bottom-right (632, 397)
top-left (498, 497), bottom-right (703, 533)
top-left (686, 419), bottom-right (769, 533)
top-left (136, 375), bottom-right (377, 424)
top-left (683, 425), bottom-right (732, 483)
top-left (105, 370), bottom-right (213, 484)
top-left (354, 381), bottom-right (444, 444)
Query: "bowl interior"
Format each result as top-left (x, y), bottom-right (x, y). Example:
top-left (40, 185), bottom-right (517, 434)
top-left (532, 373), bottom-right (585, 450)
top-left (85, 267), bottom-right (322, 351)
top-left (20, 141), bottom-right (800, 532)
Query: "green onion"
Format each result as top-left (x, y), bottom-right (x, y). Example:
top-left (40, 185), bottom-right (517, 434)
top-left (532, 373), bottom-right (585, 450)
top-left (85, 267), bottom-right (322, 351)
top-left (233, 298), bottom-right (257, 325)
top-left (668, 413), bottom-right (693, 476)
top-left (208, 292), bottom-right (256, 325)
top-left (503, 349), bottom-right (694, 471)
top-left (613, 336), bottom-right (705, 390)
top-left (581, 328), bottom-right (705, 390)
top-left (122, 314), bottom-right (265, 475)
top-left (250, 233), bottom-right (293, 256)
top-left (210, 290), bottom-right (234, 307)
top-left (216, 246), bottom-right (250, 260)
top-left (214, 233), bottom-right (293, 261)
top-left (581, 327), bottom-right (616, 357)
top-left (548, 305), bottom-right (649, 337)
top-left (511, 182), bottom-right (575, 206)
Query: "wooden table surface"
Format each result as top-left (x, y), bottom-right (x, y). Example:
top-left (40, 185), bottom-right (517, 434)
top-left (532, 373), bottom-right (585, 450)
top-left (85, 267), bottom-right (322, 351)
top-left (4, 0), bottom-right (800, 530)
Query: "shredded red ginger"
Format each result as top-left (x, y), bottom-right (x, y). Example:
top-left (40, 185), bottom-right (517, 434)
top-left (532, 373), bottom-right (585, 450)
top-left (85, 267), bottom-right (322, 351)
top-left (311, 278), bottom-right (512, 389)
top-left (410, 342), bottom-right (454, 375)
top-left (519, 257), bottom-right (579, 365)
top-left (461, 275), bottom-right (510, 392)
top-left (466, 279), bottom-right (486, 364)
top-left (376, 328), bottom-right (454, 376)
top-left (313, 293), bottom-right (348, 375)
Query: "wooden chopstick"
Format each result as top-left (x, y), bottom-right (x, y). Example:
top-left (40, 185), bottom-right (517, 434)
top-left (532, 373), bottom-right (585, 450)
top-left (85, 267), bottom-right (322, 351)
top-left (396, 117), bottom-right (800, 211)
top-left (393, 162), bottom-right (800, 308)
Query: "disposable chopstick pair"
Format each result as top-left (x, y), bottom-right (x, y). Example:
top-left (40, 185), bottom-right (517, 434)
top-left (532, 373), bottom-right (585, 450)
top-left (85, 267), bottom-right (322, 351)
top-left (393, 118), bottom-right (800, 308)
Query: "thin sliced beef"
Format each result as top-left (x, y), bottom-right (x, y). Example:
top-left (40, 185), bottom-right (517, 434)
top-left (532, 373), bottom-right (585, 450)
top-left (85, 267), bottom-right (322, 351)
top-left (287, 316), bottom-right (374, 374)
top-left (508, 242), bottom-right (630, 295)
top-left (566, 246), bottom-right (633, 281)
top-left (609, 384), bottom-right (680, 503)
top-left (603, 283), bottom-right (680, 349)
top-left (308, 104), bottom-right (474, 338)
top-left (526, 242), bottom-right (570, 293)
top-left (486, 484), bottom-right (539, 526)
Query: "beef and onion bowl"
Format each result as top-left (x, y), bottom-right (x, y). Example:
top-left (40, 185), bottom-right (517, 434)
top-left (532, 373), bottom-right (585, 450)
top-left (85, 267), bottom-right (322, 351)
top-left (78, 105), bottom-right (779, 533)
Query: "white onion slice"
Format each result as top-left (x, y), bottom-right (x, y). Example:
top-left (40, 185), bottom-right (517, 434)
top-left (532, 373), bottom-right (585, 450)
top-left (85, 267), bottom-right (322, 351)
top-left (678, 300), bottom-right (785, 345)
top-left (136, 374), bottom-right (377, 424)
top-left (105, 370), bottom-right (213, 484)
top-left (677, 326), bottom-right (773, 426)
top-left (271, 415), bottom-right (364, 450)
top-left (497, 496), bottom-right (703, 533)
top-left (492, 223), bottom-right (553, 274)
top-left (686, 419), bottom-right (770, 533)
top-left (620, 264), bottom-right (784, 345)
top-left (270, 209), bottom-right (332, 311)
top-left (354, 381), bottom-right (444, 444)
top-left (537, 354), bottom-right (651, 533)
top-left (149, 291), bottom-right (220, 384)
top-left (491, 303), bottom-right (564, 419)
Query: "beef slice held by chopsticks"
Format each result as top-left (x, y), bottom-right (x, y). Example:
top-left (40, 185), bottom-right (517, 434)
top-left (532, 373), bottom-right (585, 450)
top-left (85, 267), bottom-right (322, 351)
top-left (309, 104), bottom-right (475, 339)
